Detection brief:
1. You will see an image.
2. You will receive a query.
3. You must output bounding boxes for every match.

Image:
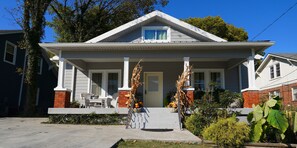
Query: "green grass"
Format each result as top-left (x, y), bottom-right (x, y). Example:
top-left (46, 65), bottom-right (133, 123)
top-left (116, 140), bottom-right (214, 148)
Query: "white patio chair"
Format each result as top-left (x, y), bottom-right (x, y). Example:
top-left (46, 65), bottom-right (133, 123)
top-left (109, 93), bottom-right (119, 108)
top-left (80, 93), bottom-right (94, 108)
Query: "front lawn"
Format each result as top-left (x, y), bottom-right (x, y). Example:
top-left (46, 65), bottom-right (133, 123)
top-left (116, 140), bottom-right (213, 148)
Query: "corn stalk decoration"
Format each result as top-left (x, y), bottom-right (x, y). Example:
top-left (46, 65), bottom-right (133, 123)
top-left (126, 60), bottom-right (143, 109)
top-left (174, 66), bottom-right (192, 116)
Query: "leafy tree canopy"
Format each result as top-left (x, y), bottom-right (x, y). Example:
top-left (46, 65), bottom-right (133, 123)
top-left (48, 0), bottom-right (169, 42)
top-left (183, 16), bottom-right (248, 41)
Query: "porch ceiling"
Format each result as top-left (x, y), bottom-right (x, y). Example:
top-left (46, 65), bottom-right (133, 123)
top-left (39, 42), bottom-right (274, 55)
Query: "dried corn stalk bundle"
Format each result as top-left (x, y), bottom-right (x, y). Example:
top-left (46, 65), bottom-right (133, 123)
top-left (174, 66), bottom-right (192, 114)
top-left (126, 60), bottom-right (142, 108)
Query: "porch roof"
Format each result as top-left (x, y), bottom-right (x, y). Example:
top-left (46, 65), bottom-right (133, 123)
top-left (40, 41), bottom-right (274, 55)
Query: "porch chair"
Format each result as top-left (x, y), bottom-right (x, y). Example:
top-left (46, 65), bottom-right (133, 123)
top-left (80, 93), bottom-right (94, 108)
top-left (109, 93), bottom-right (119, 109)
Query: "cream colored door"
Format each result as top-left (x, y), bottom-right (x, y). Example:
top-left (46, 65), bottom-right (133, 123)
top-left (144, 72), bottom-right (163, 107)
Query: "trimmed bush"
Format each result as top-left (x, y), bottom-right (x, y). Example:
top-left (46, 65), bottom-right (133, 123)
top-left (47, 113), bottom-right (126, 125)
top-left (202, 116), bottom-right (250, 147)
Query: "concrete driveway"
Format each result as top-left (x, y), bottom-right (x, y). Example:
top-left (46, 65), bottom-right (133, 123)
top-left (0, 118), bottom-right (201, 148)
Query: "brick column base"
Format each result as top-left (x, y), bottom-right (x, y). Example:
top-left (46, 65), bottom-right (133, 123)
top-left (242, 90), bottom-right (259, 108)
top-left (118, 89), bottom-right (130, 108)
top-left (54, 91), bottom-right (71, 108)
top-left (184, 88), bottom-right (194, 106)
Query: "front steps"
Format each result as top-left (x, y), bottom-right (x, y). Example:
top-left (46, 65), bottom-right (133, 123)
top-left (128, 107), bottom-right (180, 129)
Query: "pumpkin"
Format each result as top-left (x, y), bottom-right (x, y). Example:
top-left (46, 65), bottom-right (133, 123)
top-left (135, 103), bottom-right (139, 108)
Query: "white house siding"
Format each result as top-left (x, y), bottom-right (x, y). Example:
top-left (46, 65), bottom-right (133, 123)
top-left (256, 57), bottom-right (297, 90)
top-left (104, 20), bottom-right (200, 43)
top-left (64, 64), bottom-right (72, 89)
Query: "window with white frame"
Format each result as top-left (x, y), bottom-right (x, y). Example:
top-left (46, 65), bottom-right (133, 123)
top-left (270, 63), bottom-right (281, 79)
top-left (142, 26), bottom-right (170, 42)
top-left (292, 87), bottom-right (297, 101)
top-left (89, 70), bottom-right (121, 97)
top-left (3, 41), bottom-right (17, 65)
top-left (192, 69), bottom-right (224, 91)
top-left (269, 90), bottom-right (280, 99)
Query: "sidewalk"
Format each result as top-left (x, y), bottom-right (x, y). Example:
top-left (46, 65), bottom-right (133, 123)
top-left (0, 118), bottom-right (201, 148)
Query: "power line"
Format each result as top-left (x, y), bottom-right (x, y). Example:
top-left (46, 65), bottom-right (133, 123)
top-left (251, 2), bottom-right (297, 41)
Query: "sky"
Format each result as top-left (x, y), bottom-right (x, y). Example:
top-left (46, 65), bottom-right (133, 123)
top-left (0, 0), bottom-right (296, 54)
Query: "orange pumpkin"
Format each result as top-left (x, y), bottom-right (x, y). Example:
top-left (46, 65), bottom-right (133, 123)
top-left (135, 103), bottom-right (139, 108)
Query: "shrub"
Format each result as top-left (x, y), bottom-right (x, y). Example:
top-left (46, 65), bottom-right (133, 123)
top-left (48, 113), bottom-right (126, 125)
top-left (186, 99), bottom-right (234, 136)
top-left (202, 116), bottom-right (250, 147)
top-left (219, 90), bottom-right (242, 108)
top-left (69, 101), bottom-right (80, 108)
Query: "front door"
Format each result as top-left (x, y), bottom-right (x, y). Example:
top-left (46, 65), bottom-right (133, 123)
top-left (144, 72), bottom-right (163, 107)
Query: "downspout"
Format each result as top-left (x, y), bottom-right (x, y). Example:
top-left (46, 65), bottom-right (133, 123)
top-left (18, 50), bottom-right (28, 107)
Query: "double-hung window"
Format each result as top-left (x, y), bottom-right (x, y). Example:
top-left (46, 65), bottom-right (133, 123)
top-left (270, 63), bottom-right (281, 79)
top-left (269, 90), bottom-right (280, 99)
top-left (192, 69), bottom-right (224, 91)
top-left (142, 26), bottom-right (170, 42)
top-left (292, 87), bottom-right (297, 101)
top-left (3, 41), bottom-right (17, 65)
top-left (89, 70), bottom-right (121, 97)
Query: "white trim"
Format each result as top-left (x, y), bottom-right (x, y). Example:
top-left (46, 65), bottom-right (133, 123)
top-left (123, 57), bottom-right (129, 89)
top-left (292, 87), bottom-right (297, 101)
top-left (257, 53), bottom-right (297, 73)
top-left (35, 88), bottom-right (40, 106)
top-left (85, 10), bottom-right (226, 43)
top-left (141, 26), bottom-right (171, 43)
top-left (38, 57), bottom-right (43, 75)
top-left (247, 49), bottom-right (257, 89)
top-left (18, 50), bottom-right (28, 107)
top-left (70, 66), bottom-right (76, 102)
top-left (183, 57), bottom-right (190, 86)
top-left (191, 68), bottom-right (225, 90)
top-left (3, 41), bottom-right (17, 65)
top-left (88, 69), bottom-right (122, 97)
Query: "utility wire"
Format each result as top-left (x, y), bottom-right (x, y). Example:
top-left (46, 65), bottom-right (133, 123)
top-left (251, 2), bottom-right (297, 41)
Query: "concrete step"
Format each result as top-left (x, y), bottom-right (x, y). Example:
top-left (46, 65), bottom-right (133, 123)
top-left (128, 107), bottom-right (180, 129)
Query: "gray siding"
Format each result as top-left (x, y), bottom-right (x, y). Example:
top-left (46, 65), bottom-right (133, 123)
top-left (225, 66), bottom-right (240, 92)
top-left (107, 20), bottom-right (199, 43)
top-left (69, 61), bottom-right (242, 101)
top-left (64, 64), bottom-right (73, 89)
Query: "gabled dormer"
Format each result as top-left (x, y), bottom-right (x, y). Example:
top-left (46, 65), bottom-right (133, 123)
top-left (86, 10), bottom-right (226, 43)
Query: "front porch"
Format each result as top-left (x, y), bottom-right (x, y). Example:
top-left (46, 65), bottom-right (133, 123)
top-left (40, 42), bottom-right (273, 109)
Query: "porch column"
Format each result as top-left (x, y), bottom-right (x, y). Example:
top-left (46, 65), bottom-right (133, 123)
top-left (183, 57), bottom-right (194, 105)
top-left (183, 57), bottom-right (190, 86)
top-left (123, 57), bottom-right (129, 89)
top-left (118, 57), bottom-right (131, 108)
top-left (54, 51), bottom-right (70, 108)
top-left (242, 49), bottom-right (260, 108)
top-left (247, 49), bottom-right (257, 90)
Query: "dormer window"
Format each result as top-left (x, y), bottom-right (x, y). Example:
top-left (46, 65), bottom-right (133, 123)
top-left (142, 26), bottom-right (170, 42)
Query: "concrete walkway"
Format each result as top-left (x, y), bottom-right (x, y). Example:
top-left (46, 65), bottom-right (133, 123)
top-left (0, 118), bottom-right (201, 148)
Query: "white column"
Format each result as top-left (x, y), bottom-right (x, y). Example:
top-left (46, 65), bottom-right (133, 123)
top-left (247, 49), bottom-right (257, 90)
top-left (184, 57), bottom-right (190, 87)
top-left (54, 51), bottom-right (67, 90)
top-left (123, 57), bottom-right (129, 89)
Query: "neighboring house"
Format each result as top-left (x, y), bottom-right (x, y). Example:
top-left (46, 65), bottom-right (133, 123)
top-left (255, 53), bottom-right (297, 106)
top-left (39, 11), bottom-right (273, 108)
top-left (0, 30), bottom-right (57, 116)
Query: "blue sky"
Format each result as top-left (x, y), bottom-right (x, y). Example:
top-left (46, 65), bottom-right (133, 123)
top-left (0, 0), bottom-right (296, 54)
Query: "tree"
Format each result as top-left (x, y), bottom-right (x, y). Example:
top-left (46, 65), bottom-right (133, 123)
top-left (20, 0), bottom-right (52, 114)
top-left (48, 0), bottom-right (169, 42)
top-left (183, 16), bottom-right (248, 41)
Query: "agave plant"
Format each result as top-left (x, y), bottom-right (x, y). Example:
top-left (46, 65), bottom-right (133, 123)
top-left (248, 96), bottom-right (289, 142)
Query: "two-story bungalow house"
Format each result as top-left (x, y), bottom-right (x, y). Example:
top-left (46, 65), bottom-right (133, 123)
top-left (255, 53), bottom-right (297, 106)
top-left (0, 30), bottom-right (57, 116)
